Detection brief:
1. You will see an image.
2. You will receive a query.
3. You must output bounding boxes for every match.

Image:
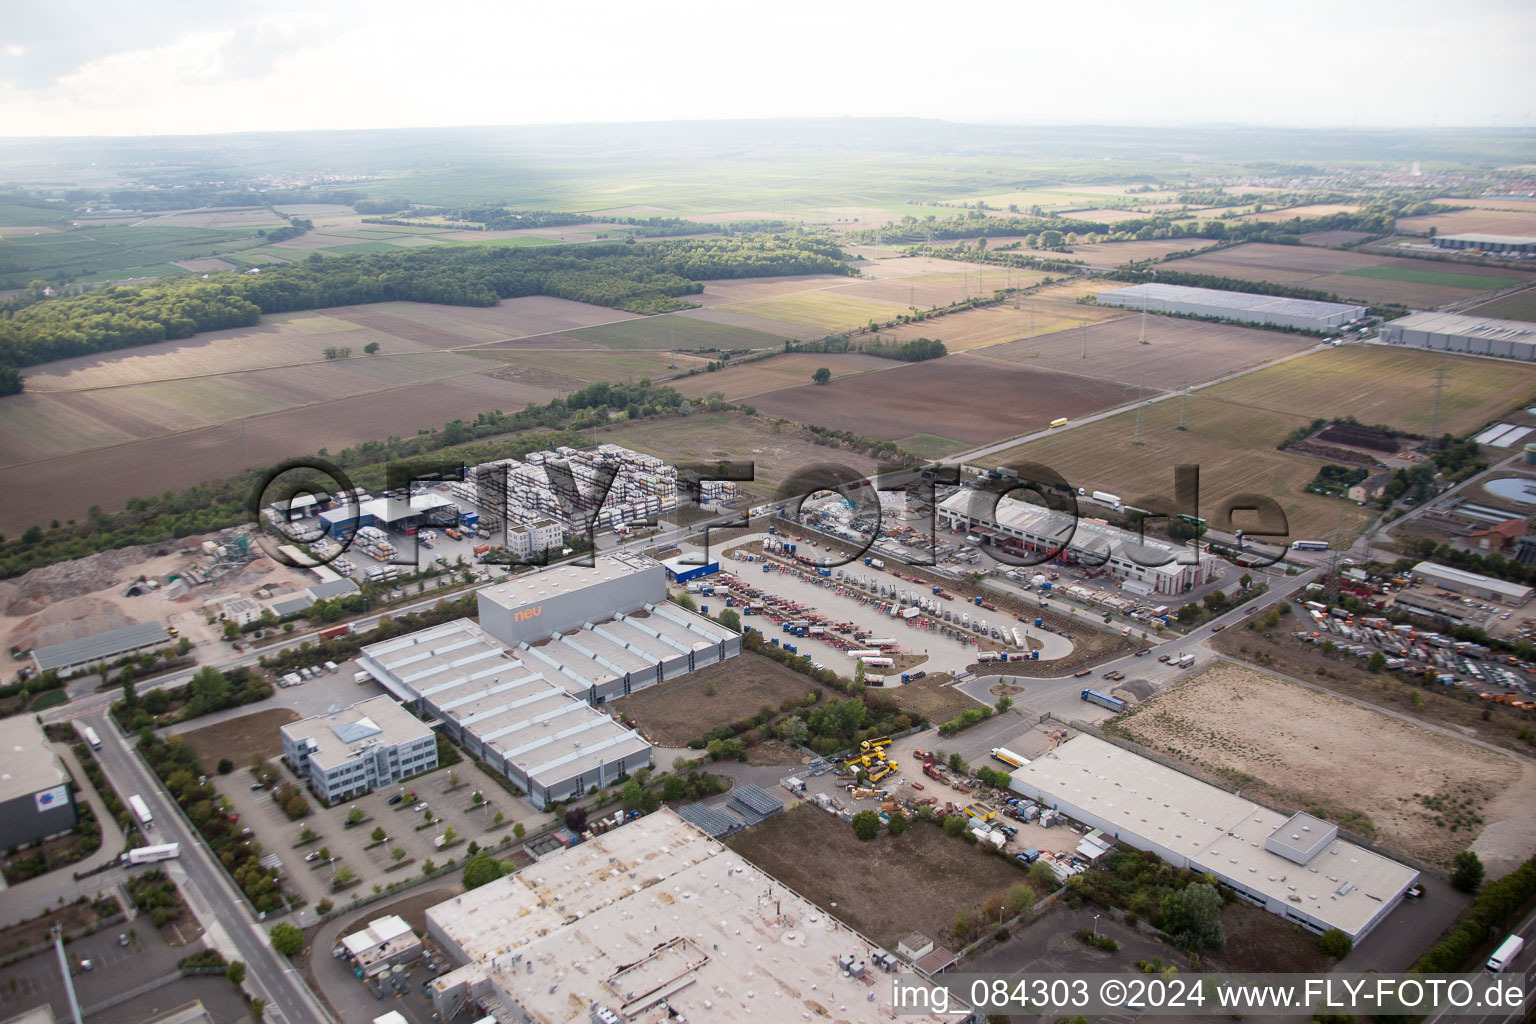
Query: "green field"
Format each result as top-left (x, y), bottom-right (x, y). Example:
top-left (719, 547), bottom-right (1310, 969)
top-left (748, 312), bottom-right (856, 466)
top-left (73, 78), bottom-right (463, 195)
top-left (1465, 288), bottom-right (1536, 324)
top-left (0, 225), bottom-right (266, 286)
top-left (723, 290), bottom-right (904, 332)
top-left (1340, 264), bottom-right (1509, 290)
top-left (561, 314), bottom-right (784, 351)
top-left (0, 204), bottom-right (66, 227)
top-left (897, 433), bottom-right (968, 458)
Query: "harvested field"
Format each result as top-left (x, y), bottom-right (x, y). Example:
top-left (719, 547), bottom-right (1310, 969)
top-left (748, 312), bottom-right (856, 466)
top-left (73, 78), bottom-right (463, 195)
top-left (1397, 206), bottom-right (1536, 238)
top-left (601, 411), bottom-right (882, 499)
top-left (1165, 242), bottom-right (1534, 307)
top-left (560, 314), bottom-right (783, 351)
top-left (897, 433), bottom-right (968, 459)
top-left (991, 344), bottom-right (1536, 542)
top-left (1110, 661), bottom-right (1535, 868)
top-left (848, 284), bottom-right (1132, 354)
top-left (495, 348), bottom-right (710, 383)
top-left (1239, 203), bottom-right (1360, 222)
top-left (1300, 229), bottom-right (1375, 247)
top-left (970, 313), bottom-right (1316, 389)
top-left (1058, 207), bottom-right (1151, 224)
top-left (722, 290), bottom-right (908, 333)
top-left (1465, 287), bottom-right (1536, 323)
top-left (671, 353), bottom-right (889, 400)
top-left (1060, 238), bottom-right (1224, 268)
top-left (138, 208), bottom-right (288, 230)
top-left (0, 372), bottom-right (571, 533)
top-left (692, 274), bottom-right (855, 306)
top-left (752, 359), bottom-right (1141, 445)
top-left (178, 708), bottom-right (299, 769)
top-left (673, 306), bottom-right (825, 341)
top-left (837, 269), bottom-right (1045, 309)
top-left (610, 652), bottom-right (826, 747)
top-left (726, 803), bottom-right (1027, 949)
top-left (1211, 344), bottom-right (1536, 437)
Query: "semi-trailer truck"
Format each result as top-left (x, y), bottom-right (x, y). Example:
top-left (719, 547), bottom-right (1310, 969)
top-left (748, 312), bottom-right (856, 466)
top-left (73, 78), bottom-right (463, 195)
top-left (991, 747), bottom-right (1027, 769)
top-left (1080, 689), bottom-right (1126, 712)
top-left (125, 843), bottom-right (180, 865)
top-left (128, 794), bottom-right (154, 830)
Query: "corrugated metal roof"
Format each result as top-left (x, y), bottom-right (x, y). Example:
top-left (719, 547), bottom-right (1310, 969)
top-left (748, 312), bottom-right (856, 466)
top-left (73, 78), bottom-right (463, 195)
top-left (674, 802), bottom-right (743, 838)
top-left (728, 784), bottom-right (784, 823)
top-left (1412, 561), bottom-right (1533, 599)
top-left (1099, 282), bottom-right (1365, 319)
top-left (309, 578), bottom-right (361, 600)
top-left (32, 621), bottom-right (172, 672)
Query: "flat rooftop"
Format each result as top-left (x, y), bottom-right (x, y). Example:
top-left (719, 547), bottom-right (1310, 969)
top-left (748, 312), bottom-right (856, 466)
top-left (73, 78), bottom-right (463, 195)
top-left (281, 695), bottom-right (434, 771)
top-left (1011, 736), bottom-right (1416, 938)
top-left (1388, 311), bottom-right (1536, 343)
top-left (1098, 281), bottom-right (1365, 319)
top-left (1413, 560), bottom-right (1533, 600)
top-left (478, 551), bottom-right (660, 612)
top-left (0, 715), bottom-right (69, 802)
top-left (428, 809), bottom-right (950, 1024)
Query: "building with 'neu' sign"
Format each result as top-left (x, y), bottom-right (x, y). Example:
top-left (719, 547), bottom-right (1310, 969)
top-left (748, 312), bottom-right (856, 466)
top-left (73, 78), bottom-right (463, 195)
top-left (0, 716), bottom-right (77, 849)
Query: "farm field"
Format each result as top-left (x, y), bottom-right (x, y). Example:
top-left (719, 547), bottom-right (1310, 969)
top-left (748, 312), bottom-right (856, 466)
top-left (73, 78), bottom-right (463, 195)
top-left (1238, 202), bottom-right (1359, 222)
top-left (1165, 242), bottom-right (1535, 307)
top-left (609, 652), bottom-right (825, 747)
top-left (1397, 205), bottom-right (1536, 238)
top-left (721, 289), bottom-right (909, 333)
top-left (1110, 662), bottom-right (1536, 867)
top-left (1464, 287), bottom-right (1536, 323)
top-left (726, 803), bottom-right (1028, 949)
top-left (0, 371), bottom-right (570, 534)
top-left (670, 353), bottom-right (890, 400)
top-left (559, 313), bottom-right (784, 351)
top-left (1210, 344), bottom-right (1536, 437)
top-left (1058, 207), bottom-right (1153, 224)
top-left (672, 305), bottom-right (826, 341)
top-left (863, 279), bottom-right (1132, 353)
top-left (837, 268), bottom-right (1047, 308)
top-left (1058, 238), bottom-right (1223, 268)
top-left (689, 274), bottom-right (853, 306)
top-left (494, 348), bottom-right (711, 385)
top-left (1299, 229), bottom-right (1375, 247)
top-left (0, 224), bottom-right (269, 287)
top-left (991, 343), bottom-right (1536, 541)
top-left (751, 358), bottom-right (1141, 445)
top-left (895, 433), bottom-right (969, 459)
top-left (970, 313), bottom-right (1317, 390)
top-left (599, 411), bottom-right (883, 498)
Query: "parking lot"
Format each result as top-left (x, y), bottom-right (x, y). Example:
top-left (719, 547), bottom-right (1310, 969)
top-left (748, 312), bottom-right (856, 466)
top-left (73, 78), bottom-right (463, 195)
top-left (712, 540), bottom-right (1073, 680)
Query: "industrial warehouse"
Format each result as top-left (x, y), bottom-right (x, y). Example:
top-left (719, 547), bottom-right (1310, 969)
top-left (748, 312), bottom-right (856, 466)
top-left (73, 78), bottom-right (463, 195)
top-left (356, 553), bottom-right (741, 807)
top-left (1096, 282), bottom-right (1368, 332)
top-left (423, 808), bottom-right (952, 1024)
top-left (0, 716), bottom-right (78, 850)
top-left (938, 489), bottom-right (1219, 595)
top-left (1429, 233), bottom-right (1536, 255)
top-left (1008, 735), bottom-right (1418, 942)
top-left (1378, 311), bottom-right (1536, 361)
top-left (1410, 560), bottom-right (1533, 604)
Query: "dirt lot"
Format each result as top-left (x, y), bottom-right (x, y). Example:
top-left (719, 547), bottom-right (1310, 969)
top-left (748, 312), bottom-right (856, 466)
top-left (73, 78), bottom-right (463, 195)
top-left (971, 312), bottom-right (1316, 389)
top-left (884, 673), bottom-right (978, 723)
top-left (726, 803), bottom-right (1027, 949)
top-left (0, 900), bottom-right (112, 960)
top-left (1109, 659), bottom-right (1536, 869)
top-left (752, 358), bottom-right (1140, 445)
top-left (611, 651), bottom-right (829, 746)
top-left (178, 708), bottom-right (300, 770)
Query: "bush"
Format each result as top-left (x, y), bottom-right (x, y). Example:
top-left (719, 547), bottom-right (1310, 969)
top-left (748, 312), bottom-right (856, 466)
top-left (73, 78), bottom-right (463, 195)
top-left (1415, 854), bottom-right (1536, 971)
top-left (462, 852), bottom-right (510, 890)
top-left (1319, 928), bottom-right (1353, 959)
top-left (886, 810), bottom-right (908, 836)
top-left (943, 814), bottom-right (968, 838)
top-left (225, 961), bottom-right (246, 984)
top-left (269, 922), bottom-right (303, 956)
top-left (217, 759), bottom-right (234, 775)
top-left (851, 810), bottom-right (880, 841)
top-left (1451, 850), bottom-right (1485, 893)
top-left (1077, 929), bottom-right (1118, 952)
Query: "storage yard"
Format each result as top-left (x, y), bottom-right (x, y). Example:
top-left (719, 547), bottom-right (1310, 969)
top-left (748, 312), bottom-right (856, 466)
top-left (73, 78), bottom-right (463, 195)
top-left (1108, 661), bottom-right (1536, 870)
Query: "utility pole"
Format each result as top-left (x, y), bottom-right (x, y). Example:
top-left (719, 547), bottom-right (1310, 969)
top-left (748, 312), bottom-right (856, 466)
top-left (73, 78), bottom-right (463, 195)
top-left (1428, 358), bottom-right (1449, 448)
top-left (1080, 322), bottom-right (1087, 359)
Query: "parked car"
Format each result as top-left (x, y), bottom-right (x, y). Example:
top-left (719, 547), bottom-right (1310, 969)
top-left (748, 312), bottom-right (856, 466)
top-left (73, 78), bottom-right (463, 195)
top-left (387, 794), bottom-right (404, 805)
top-left (305, 851), bottom-right (321, 863)
top-left (1134, 648), bottom-right (1151, 657)
top-left (412, 803), bottom-right (429, 812)
top-left (1405, 884), bottom-right (1424, 900)
top-left (1210, 623), bottom-right (1225, 632)
top-left (1157, 654), bottom-right (1171, 663)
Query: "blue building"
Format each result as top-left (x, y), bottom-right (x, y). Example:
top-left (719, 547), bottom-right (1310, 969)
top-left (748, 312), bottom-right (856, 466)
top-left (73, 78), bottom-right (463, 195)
top-left (661, 554), bottom-right (719, 584)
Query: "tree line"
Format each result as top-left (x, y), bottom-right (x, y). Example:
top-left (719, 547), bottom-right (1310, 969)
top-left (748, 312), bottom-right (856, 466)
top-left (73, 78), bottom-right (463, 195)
top-left (0, 236), bottom-right (852, 370)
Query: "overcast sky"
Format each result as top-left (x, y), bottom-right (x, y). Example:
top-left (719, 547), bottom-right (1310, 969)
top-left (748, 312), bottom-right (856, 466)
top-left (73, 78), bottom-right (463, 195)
top-left (2, 0), bottom-right (1533, 137)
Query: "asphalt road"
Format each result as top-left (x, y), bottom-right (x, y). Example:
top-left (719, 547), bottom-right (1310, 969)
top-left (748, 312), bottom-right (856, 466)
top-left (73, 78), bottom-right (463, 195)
top-left (81, 707), bottom-right (335, 1024)
top-left (1425, 904), bottom-right (1536, 1024)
